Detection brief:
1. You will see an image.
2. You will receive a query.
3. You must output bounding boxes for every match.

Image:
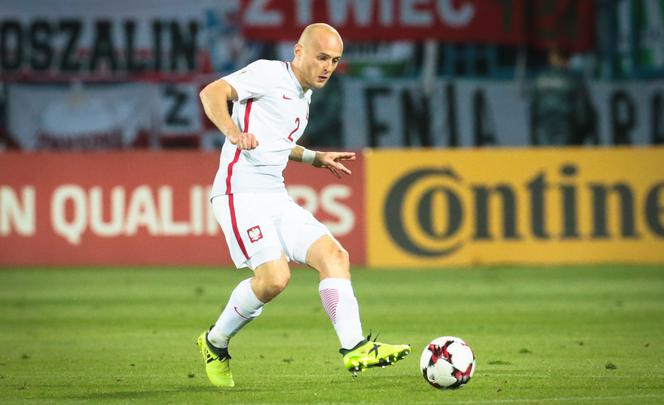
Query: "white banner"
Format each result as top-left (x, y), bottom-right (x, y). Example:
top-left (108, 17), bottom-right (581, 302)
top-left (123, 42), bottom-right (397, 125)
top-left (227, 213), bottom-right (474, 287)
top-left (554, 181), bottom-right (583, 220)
top-left (7, 83), bottom-right (158, 149)
top-left (342, 79), bottom-right (664, 147)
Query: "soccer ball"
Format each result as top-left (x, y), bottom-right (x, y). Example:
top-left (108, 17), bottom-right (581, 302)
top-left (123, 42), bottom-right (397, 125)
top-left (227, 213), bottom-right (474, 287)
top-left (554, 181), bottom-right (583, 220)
top-left (420, 336), bottom-right (476, 389)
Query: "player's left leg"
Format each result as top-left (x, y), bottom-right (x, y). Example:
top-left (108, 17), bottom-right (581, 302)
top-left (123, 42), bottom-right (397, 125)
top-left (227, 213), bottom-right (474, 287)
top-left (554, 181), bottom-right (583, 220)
top-left (306, 235), bottom-right (411, 375)
top-left (200, 194), bottom-right (286, 387)
top-left (278, 196), bottom-right (410, 375)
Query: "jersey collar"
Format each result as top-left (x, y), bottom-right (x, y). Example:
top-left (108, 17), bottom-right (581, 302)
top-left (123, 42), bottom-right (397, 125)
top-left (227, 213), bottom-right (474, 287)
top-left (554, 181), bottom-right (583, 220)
top-left (285, 62), bottom-right (312, 102)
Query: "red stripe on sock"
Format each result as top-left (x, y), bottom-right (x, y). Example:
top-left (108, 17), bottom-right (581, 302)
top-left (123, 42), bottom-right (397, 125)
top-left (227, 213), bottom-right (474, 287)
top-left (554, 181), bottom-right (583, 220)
top-left (320, 289), bottom-right (339, 323)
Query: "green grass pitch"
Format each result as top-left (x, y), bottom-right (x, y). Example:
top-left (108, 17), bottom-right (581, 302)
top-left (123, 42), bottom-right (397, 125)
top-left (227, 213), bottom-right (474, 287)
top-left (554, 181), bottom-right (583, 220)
top-left (1, 265), bottom-right (663, 404)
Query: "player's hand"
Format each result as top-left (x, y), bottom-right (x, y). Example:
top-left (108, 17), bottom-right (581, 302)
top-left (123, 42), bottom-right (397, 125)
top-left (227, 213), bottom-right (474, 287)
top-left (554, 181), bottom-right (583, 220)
top-left (230, 132), bottom-right (259, 150)
top-left (313, 151), bottom-right (356, 178)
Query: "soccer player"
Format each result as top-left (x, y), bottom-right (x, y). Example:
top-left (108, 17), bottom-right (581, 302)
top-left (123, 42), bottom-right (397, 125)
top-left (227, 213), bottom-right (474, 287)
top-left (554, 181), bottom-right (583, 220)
top-left (197, 23), bottom-right (410, 388)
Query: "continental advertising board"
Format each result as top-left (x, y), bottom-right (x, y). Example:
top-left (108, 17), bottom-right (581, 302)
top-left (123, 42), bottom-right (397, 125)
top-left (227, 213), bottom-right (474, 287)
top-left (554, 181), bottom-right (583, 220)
top-left (366, 148), bottom-right (664, 267)
top-left (2, 149), bottom-right (663, 267)
top-left (0, 152), bottom-right (364, 266)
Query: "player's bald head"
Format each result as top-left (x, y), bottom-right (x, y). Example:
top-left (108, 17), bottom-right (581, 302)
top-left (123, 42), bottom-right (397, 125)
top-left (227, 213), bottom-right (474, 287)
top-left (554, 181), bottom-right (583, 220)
top-left (297, 23), bottom-right (343, 54)
top-left (291, 23), bottom-right (343, 90)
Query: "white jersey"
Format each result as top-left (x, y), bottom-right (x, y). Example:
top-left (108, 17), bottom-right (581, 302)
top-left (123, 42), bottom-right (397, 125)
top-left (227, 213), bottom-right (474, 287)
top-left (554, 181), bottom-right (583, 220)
top-left (210, 59), bottom-right (312, 198)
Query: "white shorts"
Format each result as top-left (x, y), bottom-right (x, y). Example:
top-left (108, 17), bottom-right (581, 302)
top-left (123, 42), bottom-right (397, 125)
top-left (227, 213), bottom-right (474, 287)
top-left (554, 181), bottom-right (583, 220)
top-left (211, 192), bottom-right (331, 270)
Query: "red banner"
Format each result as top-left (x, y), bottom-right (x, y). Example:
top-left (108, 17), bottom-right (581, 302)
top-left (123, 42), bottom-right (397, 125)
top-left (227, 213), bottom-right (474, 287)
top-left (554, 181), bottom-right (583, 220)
top-left (0, 152), bottom-right (365, 266)
top-left (240, 0), bottom-right (594, 51)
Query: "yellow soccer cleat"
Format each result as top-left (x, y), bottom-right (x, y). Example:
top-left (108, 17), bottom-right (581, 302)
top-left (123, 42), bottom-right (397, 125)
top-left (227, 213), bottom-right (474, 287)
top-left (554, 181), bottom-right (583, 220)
top-left (196, 331), bottom-right (235, 387)
top-left (341, 334), bottom-right (411, 377)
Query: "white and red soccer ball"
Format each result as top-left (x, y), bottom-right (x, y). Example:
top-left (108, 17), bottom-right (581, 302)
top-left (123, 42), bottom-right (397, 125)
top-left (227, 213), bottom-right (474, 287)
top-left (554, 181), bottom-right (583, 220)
top-left (420, 336), bottom-right (476, 389)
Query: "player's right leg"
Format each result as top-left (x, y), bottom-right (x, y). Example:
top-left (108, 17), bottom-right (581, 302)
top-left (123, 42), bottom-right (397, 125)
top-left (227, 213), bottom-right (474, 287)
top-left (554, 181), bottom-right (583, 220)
top-left (198, 257), bottom-right (290, 387)
top-left (199, 195), bottom-right (289, 387)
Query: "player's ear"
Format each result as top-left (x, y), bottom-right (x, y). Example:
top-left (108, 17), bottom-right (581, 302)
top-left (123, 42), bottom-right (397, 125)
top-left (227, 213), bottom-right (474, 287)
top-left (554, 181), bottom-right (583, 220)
top-left (294, 43), bottom-right (303, 58)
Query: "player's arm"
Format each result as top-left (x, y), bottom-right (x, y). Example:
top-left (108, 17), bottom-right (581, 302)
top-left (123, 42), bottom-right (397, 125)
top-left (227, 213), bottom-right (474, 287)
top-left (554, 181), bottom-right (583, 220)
top-left (199, 79), bottom-right (258, 150)
top-left (289, 145), bottom-right (356, 178)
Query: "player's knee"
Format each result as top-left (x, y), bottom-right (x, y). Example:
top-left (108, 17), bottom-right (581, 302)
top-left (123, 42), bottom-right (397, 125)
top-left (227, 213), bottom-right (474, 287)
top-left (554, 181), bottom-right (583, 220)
top-left (257, 267), bottom-right (290, 297)
top-left (326, 245), bottom-right (350, 270)
top-left (307, 237), bottom-right (351, 278)
top-left (266, 270), bottom-right (290, 293)
top-left (254, 259), bottom-right (291, 301)
top-left (254, 273), bottom-right (289, 302)
top-left (336, 247), bottom-right (350, 268)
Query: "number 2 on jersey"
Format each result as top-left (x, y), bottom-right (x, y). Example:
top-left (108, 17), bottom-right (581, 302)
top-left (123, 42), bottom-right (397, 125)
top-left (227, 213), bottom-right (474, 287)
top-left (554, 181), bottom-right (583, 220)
top-left (287, 117), bottom-right (300, 142)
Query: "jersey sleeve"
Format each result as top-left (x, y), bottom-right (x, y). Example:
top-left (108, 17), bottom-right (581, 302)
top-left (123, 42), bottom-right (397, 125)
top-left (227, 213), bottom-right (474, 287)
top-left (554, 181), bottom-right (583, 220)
top-left (222, 59), bottom-right (275, 102)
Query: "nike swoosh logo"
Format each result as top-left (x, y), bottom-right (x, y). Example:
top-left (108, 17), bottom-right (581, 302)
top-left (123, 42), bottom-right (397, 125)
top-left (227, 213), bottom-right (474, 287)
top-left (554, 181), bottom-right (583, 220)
top-left (282, 94), bottom-right (292, 100)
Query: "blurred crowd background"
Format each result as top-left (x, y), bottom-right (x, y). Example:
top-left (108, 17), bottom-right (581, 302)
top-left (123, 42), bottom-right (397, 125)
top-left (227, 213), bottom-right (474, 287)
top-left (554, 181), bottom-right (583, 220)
top-left (1, 0), bottom-right (663, 151)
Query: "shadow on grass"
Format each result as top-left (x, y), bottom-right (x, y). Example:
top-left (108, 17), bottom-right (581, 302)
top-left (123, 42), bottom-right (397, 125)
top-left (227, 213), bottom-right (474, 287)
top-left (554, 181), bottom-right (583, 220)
top-left (64, 385), bottom-right (270, 401)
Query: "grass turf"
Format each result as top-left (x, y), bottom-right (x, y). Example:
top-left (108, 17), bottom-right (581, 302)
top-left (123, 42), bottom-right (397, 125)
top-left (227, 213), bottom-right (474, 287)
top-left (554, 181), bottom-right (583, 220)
top-left (0, 265), bottom-right (663, 404)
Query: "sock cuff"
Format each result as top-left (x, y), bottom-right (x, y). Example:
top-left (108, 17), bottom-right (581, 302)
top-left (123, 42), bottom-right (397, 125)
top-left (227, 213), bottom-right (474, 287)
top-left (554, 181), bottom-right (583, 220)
top-left (319, 277), bottom-right (352, 292)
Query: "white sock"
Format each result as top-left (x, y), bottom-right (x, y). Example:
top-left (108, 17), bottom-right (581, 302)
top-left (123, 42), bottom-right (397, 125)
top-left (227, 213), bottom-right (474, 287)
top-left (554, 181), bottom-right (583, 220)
top-left (319, 278), bottom-right (365, 350)
top-left (208, 278), bottom-right (264, 349)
